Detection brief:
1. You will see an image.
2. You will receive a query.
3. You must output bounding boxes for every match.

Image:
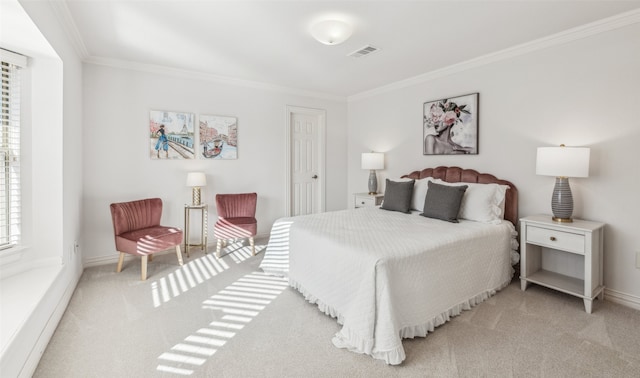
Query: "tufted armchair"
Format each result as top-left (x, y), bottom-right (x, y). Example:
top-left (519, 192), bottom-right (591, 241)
top-left (110, 198), bottom-right (183, 280)
top-left (214, 193), bottom-right (257, 258)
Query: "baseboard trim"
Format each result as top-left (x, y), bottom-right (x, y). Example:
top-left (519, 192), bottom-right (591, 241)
top-left (84, 233), bottom-right (270, 268)
top-left (605, 288), bottom-right (640, 311)
top-left (83, 253), bottom-right (122, 268)
top-left (83, 249), bottom-right (178, 268)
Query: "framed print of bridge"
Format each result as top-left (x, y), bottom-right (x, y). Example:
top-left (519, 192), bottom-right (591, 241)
top-left (198, 114), bottom-right (238, 160)
top-left (149, 110), bottom-right (195, 160)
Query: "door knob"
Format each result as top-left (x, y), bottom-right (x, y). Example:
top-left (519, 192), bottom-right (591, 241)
top-left (312, 175), bottom-right (318, 179)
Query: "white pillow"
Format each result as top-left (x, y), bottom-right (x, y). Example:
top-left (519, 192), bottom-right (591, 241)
top-left (495, 184), bottom-right (509, 219)
top-left (432, 179), bottom-right (508, 224)
top-left (411, 177), bottom-right (433, 211)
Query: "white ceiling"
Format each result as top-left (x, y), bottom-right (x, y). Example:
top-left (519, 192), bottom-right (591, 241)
top-left (56, 0), bottom-right (640, 98)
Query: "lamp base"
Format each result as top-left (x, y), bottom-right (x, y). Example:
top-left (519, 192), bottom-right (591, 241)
top-left (368, 170), bottom-right (378, 195)
top-left (551, 177), bottom-right (573, 222)
top-left (192, 187), bottom-right (201, 206)
top-left (552, 216), bottom-right (573, 223)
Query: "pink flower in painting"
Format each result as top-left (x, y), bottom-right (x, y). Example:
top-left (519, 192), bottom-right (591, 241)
top-left (443, 111), bottom-right (458, 126)
top-left (424, 99), bottom-right (471, 130)
top-left (429, 104), bottom-right (444, 123)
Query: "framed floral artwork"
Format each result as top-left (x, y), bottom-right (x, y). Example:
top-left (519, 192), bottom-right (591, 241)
top-left (149, 110), bottom-right (195, 159)
top-left (423, 93), bottom-right (478, 155)
top-left (198, 115), bottom-right (238, 159)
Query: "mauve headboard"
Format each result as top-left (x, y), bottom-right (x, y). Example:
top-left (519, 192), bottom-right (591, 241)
top-left (401, 166), bottom-right (518, 226)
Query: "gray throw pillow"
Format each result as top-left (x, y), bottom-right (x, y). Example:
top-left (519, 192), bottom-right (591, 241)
top-left (421, 181), bottom-right (468, 222)
top-left (380, 179), bottom-right (414, 213)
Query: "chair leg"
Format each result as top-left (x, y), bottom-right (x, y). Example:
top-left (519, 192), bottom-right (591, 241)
top-left (176, 244), bottom-right (184, 266)
top-left (216, 238), bottom-right (222, 258)
top-left (141, 255), bottom-right (148, 281)
top-left (250, 237), bottom-right (255, 256)
top-left (116, 252), bottom-right (125, 273)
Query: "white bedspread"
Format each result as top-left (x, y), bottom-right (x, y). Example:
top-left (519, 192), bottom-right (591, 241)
top-left (259, 207), bottom-right (517, 365)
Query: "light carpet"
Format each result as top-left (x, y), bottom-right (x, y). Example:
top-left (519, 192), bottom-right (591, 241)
top-left (34, 238), bottom-right (640, 377)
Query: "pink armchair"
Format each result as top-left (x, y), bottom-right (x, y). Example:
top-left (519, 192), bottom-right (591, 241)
top-left (110, 198), bottom-right (183, 280)
top-left (214, 193), bottom-right (257, 258)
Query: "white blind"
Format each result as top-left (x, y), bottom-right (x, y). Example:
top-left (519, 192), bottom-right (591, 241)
top-left (0, 50), bottom-right (23, 249)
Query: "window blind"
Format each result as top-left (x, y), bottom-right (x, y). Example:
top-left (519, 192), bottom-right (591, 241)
top-left (0, 49), bottom-right (24, 249)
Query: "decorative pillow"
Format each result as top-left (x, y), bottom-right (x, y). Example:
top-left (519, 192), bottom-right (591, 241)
top-left (381, 179), bottom-right (414, 213)
top-left (421, 181), bottom-right (467, 223)
top-left (388, 177), bottom-right (433, 211)
top-left (432, 179), bottom-right (509, 224)
top-left (411, 177), bottom-right (433, 211)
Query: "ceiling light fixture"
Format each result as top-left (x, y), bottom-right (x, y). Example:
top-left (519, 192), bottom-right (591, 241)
top-left (310, 20), bottom-right (353, 45)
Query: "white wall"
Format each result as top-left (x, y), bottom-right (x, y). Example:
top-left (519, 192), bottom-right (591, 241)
top-left (348, 22), bottom-right (640, 301)
top-left (82, 64), bottom-right (348, 265)
top-left (0, 0), bottom-right (84, 376)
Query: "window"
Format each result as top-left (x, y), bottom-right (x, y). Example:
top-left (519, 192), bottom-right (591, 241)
top-left (0, 49), bottom-right (25, 250)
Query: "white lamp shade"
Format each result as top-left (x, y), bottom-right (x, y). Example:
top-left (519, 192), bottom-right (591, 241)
top-left (536, 146), bottom-right (590, 178)
top-left (361, 152), bottom-right (384, 170)
top-left (310, 20), bottom-right (353, 45)
top-left (186, 172), bottom-right (207, 187)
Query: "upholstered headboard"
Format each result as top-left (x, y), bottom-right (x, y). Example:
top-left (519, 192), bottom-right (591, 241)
top-left (401, 166), bottom-right (518, 226)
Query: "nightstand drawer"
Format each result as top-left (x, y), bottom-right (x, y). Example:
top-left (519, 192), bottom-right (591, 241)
top-left (353, 193), bottom-right (384, 208)
top-left (526, 225), bottom-right (585, 255)
top-left (355, 196), bottom-right (377, 208)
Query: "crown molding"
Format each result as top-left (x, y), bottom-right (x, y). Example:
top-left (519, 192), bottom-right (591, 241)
top-left (48, 0), bottom-right (90, 59)
top-left (45, 0), bottom-right (344, 101)
top-left (84, 56), bottom-right (347, 102)
top-left (348, 8), bottom-right (640, 102)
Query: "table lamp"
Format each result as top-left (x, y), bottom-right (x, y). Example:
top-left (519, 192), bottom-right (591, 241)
top-left (536, 144), bottom-right (590, 222)
top-left (186, 172), bottom-right (207, 205)
top-left (361, 152), bottom-right (384, 195)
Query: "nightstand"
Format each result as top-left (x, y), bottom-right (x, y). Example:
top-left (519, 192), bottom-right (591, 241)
top-left (520, 215), bottom-right (605, 313)
top-left (353, 193), bottom-right (384, 209)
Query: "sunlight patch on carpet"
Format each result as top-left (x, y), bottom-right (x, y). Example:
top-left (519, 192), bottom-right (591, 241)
top-left (156, 271), bottom-right (288, 375)
top-left (151, 254), bottom-right (231, 307)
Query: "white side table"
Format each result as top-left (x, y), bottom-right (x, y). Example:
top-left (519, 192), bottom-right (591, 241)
top-left (353, 193), bottom-right (384, 209)
top-left (520, 215), bottom-right (605, 313)
top-left (184, 204), bottom-right (208, 257)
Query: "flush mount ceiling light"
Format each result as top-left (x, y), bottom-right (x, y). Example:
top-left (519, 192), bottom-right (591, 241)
top-left (310, 19), bottom-right (353, 45)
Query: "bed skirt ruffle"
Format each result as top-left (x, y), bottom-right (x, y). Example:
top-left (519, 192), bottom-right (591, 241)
top-left (289, 276), bottom-right (513, 365)
top-left (288, 279), bottom-right (346, 325)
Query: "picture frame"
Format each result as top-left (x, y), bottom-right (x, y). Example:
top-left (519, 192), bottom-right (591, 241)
top-left (149, 110), bottom-right (195, 159)
top-left (199, 115), bottom-right (238, 160)
top-left (423, 93), bottom-right (478, 155)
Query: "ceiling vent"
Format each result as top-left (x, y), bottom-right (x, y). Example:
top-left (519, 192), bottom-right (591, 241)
top-left (348, 45), bottom-right (379, 58)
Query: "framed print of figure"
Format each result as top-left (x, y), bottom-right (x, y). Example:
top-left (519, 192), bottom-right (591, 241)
top-left (149, 110), bottom-right (195, 159)
top-left (423, 93), bottom-right (478, 155)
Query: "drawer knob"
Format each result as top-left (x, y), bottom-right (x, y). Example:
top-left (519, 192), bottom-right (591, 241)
top-left (361, 201), bottom-right (365, 204)
top-left (550, 236), bottom-right (557, 241)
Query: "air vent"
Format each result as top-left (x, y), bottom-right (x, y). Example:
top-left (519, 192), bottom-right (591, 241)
top-left (348, 45), bottom-right (379, 58)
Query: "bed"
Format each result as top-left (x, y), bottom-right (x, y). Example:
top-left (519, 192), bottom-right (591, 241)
top-left (259, 166), bottom-right (519, 365)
